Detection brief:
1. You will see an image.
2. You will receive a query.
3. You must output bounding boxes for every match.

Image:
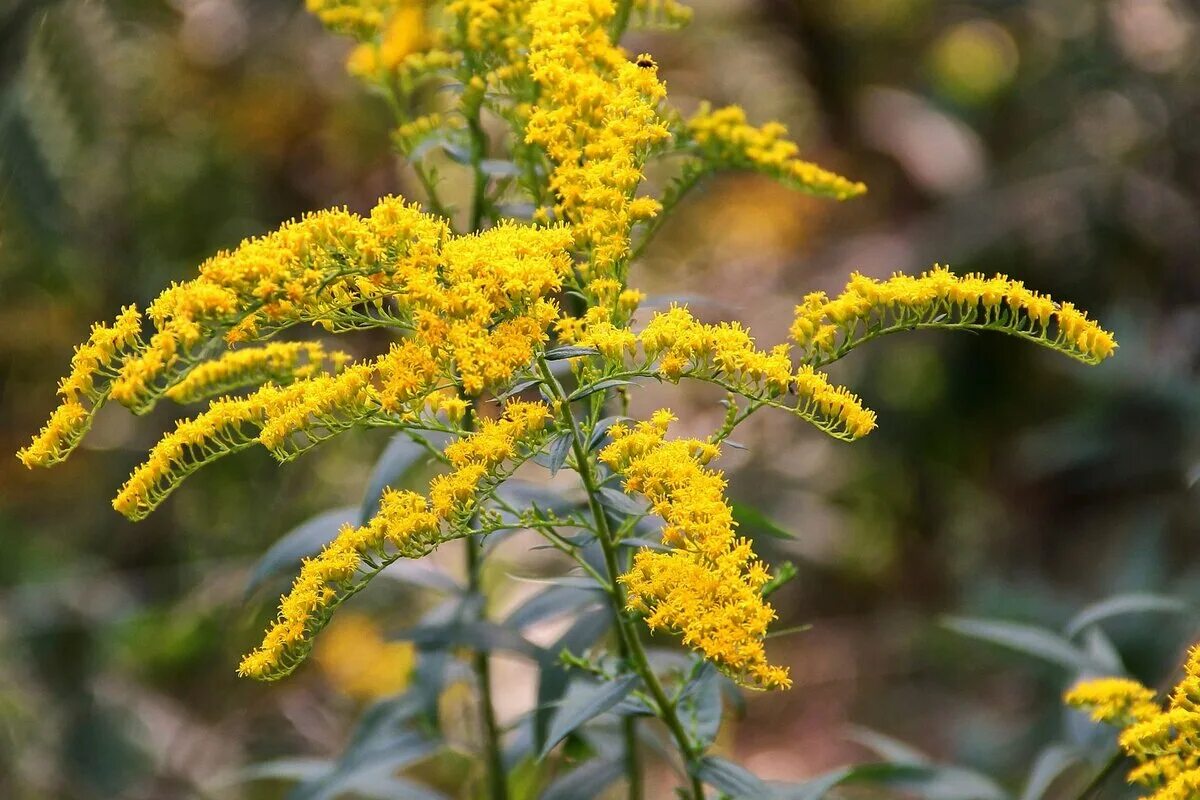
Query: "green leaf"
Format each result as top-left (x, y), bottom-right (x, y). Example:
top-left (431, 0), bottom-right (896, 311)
top-left (544, 345), bottom-right (600, 360)
top-left (619, 537), bottom-right (670, 552)
top-left (289, 694), bottom-right (442, 800)
top-left (239, 758), bottom-right (332, 784)
top-left (569, 378), bottom-right (634, 401)
top-left (597, 487), bottom-right (646, 517)
top-left (695, 756), bottom-right (771, 799)
top-left (1080, 626), bottom-right (1124, 675)
top-left (1018, 745), bottom-right (1080, 800)
top-left (846, 726), bottom-right (930, 764)
top-left (542, 433), bottom-right (573, 477)
top-left (538, 674), bottom-right (641, 759)
top-left (377, 561), bottom-right (461, 594)
top-left (941, 616), bottom-right (1109, 674)
top-left (678, 664), bottom-right (723, 752)
top-left (731, 502), bottom-right (796, 540)
top-left (503, 583), bottom-right (604, 630)
top-left (479, 158), bottom-right (521, 177)
top-left (497, 378), bottom-right (543, 400)
top-left (245, 506), bottom-right (359, 595)
top-left (394, 620), bottom-right (543, 660)
top-left (773, 761), bottom-right (1007, 800)
top-left (1064, 593), bottom-right (1188, 638)
top-left (770, 764), bottom-right (933, 800)
top-left (534, 613), bottom-right (614, 753)
top-left (903, 766), bottom-right (1008, 800)
top-left (539, 758), bottom-right (624, 800)
top-left (761, 561), bottom-right (798, 598)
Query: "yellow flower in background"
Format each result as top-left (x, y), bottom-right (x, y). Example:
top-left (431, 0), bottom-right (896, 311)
top-left (632, 0), bottom-right (693, 27)
top-left (928, 19), bottom-right (1018, 106)
top-left (315, 613), bottom-right (415, 700)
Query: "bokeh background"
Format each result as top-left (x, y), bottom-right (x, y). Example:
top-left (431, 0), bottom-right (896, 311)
top-left (2, 0), bottom-right (1198, 797)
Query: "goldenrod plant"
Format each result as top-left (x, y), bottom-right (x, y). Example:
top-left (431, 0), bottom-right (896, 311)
top-left (19, 0), bottom-right (1121, 797)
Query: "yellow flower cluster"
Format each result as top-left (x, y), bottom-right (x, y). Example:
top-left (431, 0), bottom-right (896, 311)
top-left (26, 202), bottom-right (574, 505)
top-left (686, 103), bottom-right (867, 200)
top-left (639, 305), bottom-right (793, 393)
top-left (18, 305), bottom-right (142, 467)
top-left (557, 306), bottom-right (640, 360)
top-left (448, 0), bottom-right (531, 70)
top-left (239, 488), bottom-right (441, 681)
top-left (1067, 648), bottom-right (1200, 799)
top-left (526, 0), bottom-right (671, 279)
top-left (111, 197), bottom-right (448, 413)
top-left (164, 341), bottom-right (351, 404)
top-left (600, 410), bottom-right (790, 690)
top-left (443, 401), bottom-right (552, 470)
top-left (240, 401), bottom-right (549, 681)
top-left (633, 305), bottom-right (876, 440)
top-left (791, 267), bottom-right (1118, 366)
top-left (793, 366), bottom-right (877, 440)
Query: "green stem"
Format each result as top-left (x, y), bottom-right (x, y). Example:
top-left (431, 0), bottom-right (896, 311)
top-left (611, 0), bottom-right (635, 42)
top-left (536, 360), bottom-right (704, 800)
top-left (467, 98), bottom-right (490, 231)
top-left (458, 395), bottom-right (504, 799)
top-left (465, 534), bottom-right (509, 800)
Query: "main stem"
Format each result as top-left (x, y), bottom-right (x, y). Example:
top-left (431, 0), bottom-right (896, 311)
top-left (465, 534), bottom-right (509, 800)
top-left (462, 92), bottom-right (506, 794)
top-left (536, 361), bottom-right (705, 800)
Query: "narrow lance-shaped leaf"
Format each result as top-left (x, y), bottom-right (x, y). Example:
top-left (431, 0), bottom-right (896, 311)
top-left (942, 616), bottom-right (1110, 674)
top-left (538, 674), bottom-right (642, 759)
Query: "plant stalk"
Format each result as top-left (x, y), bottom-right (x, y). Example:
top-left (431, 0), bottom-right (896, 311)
top-left (536, 359), bottom-right (705, 800)
top-left (465, 533), bottom-right (509, 800)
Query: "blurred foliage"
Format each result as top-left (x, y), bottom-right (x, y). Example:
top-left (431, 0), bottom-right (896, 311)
top-left (2, 0), bottom-right (1199, 797)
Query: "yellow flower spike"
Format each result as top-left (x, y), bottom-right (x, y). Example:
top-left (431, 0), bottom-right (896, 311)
top-left (164, 341), bottom-right (349, 405)
top-left (238, 490), bottom-right (441, 682)
top-left (526, 0), bottom-right (670, 281)
top-left (111, 386), bottom-right (298, 520)
top-left (17, 401), bottom-right (91, 469)
top-left (687, 103), bottom-right (866, 200)
top-left (18, 305), bottom-right (143, 468)
top-left (792, 366), bottom-right (878, 440)
top-left (599, 414), bottom-right (790, 690)
top-left (108, 198), bottom-right (448, 415)
top-left (791, 266), bottom-right (1117, 366)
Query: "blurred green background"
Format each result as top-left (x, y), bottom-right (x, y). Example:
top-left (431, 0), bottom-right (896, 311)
top-left (2, 0), bottom-right (1198, 797)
